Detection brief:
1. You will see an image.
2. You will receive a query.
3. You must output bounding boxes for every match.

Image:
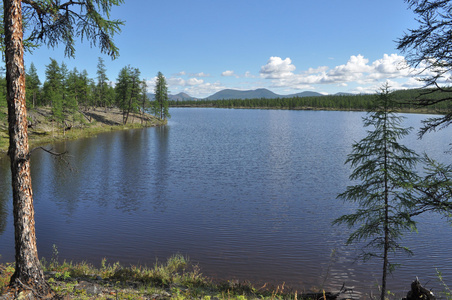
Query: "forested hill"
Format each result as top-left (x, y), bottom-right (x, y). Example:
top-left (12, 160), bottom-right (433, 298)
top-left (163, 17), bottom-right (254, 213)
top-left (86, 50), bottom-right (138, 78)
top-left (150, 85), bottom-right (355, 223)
top-left (204, 88), bottom-right (324, 100)
top-left (169, 88), bottom-right (452, 113)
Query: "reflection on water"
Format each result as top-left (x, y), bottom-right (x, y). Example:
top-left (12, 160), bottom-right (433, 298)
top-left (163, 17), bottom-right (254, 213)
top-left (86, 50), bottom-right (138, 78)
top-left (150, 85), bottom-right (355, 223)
top-left (0, 108), bottom-right (451, 297)
top-left (0, 155), bottom-right (10, 234)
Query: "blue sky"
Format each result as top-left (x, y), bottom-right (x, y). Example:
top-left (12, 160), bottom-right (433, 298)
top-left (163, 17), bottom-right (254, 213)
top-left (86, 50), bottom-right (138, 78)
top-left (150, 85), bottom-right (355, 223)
top-left (24, 0), bottom-right (421, 98)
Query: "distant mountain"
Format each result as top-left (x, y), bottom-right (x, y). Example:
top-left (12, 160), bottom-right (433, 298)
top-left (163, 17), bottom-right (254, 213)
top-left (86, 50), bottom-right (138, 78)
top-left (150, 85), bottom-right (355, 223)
top-left (146, 88), bottom-right (342, 102)
top-left (205, 88), bottom-right (324, 100)
top-left (287, 91), bottom-right (324, 98)
top-left (169, 92), bottom-right (194, 101)
top-left (147, 92), bottom-right (196, 101)
top-left (206, 88), bottom-right (279, 100)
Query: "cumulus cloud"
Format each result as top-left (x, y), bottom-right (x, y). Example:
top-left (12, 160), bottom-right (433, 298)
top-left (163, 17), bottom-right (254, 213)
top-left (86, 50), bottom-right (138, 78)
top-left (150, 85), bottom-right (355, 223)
top-left (222, 70), bottom-right (236, 77)
top-left (187, 78), bottom-right (204, 86)
top-left (184, 82), bottom-right (225, 98)
top-left (167, 77), bottom-right (204, 87)
top-left (259, 54), bottom-right (425, 92)
top-left (166, 75), bottom-right (224, 97)
top-left (260, 57), bottom-right (296, 79)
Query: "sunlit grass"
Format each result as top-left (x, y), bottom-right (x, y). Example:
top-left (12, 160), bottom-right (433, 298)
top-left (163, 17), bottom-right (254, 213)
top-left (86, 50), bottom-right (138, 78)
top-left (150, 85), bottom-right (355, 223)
top-left (0, 253), bottom-right (314, 299)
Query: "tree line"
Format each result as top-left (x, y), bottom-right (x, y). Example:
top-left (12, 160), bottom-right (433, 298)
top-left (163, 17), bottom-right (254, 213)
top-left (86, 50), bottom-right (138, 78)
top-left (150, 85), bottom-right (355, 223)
top-left (169, 88), bottom-right (452, 113)
top-left (0, 57), bottom-right (170, 126)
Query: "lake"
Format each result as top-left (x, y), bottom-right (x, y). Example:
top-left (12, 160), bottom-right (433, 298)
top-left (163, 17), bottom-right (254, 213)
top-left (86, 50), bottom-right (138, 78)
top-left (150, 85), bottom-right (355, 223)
top-left (0, 108), bottom-right (451, 297)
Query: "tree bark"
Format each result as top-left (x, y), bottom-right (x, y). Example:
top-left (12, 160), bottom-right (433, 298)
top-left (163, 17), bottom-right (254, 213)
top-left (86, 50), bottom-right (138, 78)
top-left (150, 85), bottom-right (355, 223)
top-left (3, 0), bottom-right (52, 297)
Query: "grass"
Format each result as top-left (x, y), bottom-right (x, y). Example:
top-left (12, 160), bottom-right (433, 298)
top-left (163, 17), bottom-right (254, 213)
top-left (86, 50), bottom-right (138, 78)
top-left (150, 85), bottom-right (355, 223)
top-left (0, 254), bottom-right (332, 299)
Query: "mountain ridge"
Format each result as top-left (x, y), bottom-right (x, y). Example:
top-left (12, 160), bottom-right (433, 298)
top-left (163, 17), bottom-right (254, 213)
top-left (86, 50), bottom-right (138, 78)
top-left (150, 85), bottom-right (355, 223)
top-left (148, 88), bottom-right (343, 101)
top-left (147, 88), bottom-right (357, 101)
top-left (205, 88), bottom-right (325, 100)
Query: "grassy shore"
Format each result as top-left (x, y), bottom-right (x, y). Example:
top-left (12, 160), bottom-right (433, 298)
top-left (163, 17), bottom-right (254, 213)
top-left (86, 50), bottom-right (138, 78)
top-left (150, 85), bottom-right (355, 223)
top-left (0, 254), bottom-right (343, 299)
top-left (0, 107), bottom-right (166, 154)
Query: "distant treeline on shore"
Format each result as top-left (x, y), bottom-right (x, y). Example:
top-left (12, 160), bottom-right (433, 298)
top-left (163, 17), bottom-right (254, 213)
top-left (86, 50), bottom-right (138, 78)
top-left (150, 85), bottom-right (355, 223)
top-left (169, 89), bottom-right (452, 113)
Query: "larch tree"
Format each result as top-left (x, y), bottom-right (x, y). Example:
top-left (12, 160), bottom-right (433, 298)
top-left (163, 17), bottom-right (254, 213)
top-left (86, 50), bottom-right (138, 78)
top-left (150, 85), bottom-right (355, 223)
top-left (153, 71), bottom-right (170, 120)
top-left (2, 0), bottom-right (123, 298)
top-left (96, 56), bottom-right (110, 110)
top-left (25, 62), bottom-right (40, 108)
top-left (333, 85), bottom-right (419, 300)
top-left (397, 0), bottom-right (452, 228)
top-left (397, 0), bottom-right (452, 137)
top-left (115, 65), bottom-right (141, 124)
top-left (140, 79), bottom-right (148, 125)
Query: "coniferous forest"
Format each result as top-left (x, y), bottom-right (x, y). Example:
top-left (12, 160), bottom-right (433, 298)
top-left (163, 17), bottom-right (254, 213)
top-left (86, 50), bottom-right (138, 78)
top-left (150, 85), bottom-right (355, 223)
top-left (0, 58), bottom-right (171, 127)
top-left (169, 88), bottom-right (452, 113)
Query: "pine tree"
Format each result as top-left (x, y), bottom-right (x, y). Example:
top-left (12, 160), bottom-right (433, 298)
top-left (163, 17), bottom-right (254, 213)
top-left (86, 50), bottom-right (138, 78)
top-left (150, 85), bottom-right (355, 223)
top-left (333, 84), bottom-right (419, 300)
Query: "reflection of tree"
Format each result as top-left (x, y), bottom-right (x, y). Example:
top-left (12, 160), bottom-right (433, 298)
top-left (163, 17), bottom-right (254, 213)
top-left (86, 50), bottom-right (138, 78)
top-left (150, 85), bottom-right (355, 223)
top-left (153, 126), bottom-right (170, 212)
top-left (14, 126), bottom-right (172, 217)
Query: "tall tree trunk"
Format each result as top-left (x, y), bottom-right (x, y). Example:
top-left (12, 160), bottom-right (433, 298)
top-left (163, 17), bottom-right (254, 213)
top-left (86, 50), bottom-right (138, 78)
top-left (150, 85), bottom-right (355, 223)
top-left (3, 0), bottom-right (52, 298)
top-left (381, 117), bottom-right (389, 300)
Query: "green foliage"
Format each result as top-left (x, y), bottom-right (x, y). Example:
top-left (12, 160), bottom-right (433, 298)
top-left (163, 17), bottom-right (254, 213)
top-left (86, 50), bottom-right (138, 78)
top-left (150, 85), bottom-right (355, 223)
top-left (96, 57), bottom-right (111, 108)
top-left (115, 65), bottom-right (143, 124)
top-left (397, 1), bottom-right (452, 136)
top-left (0, 75), bottom-right (6, 109)
top-left (153, 71), bottom-right (171, 120)
top-left (333, 84), bottom-right (419, 300)
top-left (437, 269), bottom-right (452, 299)
top-left (22, 0), bottom-right (124, 59)
top-left (0, 261), bottom-right (15, 294)
top-left (410, 154), bottom-right (452, 218)
top-left (25, 62), bottom-right (41, 108)
top-left (33, 253), bottom-right (324, 299)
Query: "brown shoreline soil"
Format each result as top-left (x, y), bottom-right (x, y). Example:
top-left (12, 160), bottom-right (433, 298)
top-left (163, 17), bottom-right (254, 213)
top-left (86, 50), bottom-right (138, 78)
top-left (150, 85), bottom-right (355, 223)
top-left (0, 107), bottom-right (166, 154)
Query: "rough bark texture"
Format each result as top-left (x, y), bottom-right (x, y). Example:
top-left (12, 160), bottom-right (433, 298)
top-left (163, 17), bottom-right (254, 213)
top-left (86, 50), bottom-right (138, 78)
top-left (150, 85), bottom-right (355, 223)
top-left (3, 0), bottom-right (53, 298)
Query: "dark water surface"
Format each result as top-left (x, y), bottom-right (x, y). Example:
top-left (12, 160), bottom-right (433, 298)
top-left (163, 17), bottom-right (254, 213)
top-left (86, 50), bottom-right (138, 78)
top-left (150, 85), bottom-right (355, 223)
top-left (1, 108), bottom-right (451, 297)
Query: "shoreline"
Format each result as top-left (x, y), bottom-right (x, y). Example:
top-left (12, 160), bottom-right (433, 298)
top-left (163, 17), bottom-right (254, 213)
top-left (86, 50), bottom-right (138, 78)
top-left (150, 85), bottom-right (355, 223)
top-left (169, 104), bottom-right (448, 115)
top-left (0, 107), bottom-right (166, 155)
top-left (0, 255), bottom-right (350, 299)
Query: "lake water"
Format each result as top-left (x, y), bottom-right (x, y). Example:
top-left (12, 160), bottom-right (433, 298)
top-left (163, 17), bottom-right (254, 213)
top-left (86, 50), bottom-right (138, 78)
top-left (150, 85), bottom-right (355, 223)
top-left (0, 108), bottom-right (451, 298)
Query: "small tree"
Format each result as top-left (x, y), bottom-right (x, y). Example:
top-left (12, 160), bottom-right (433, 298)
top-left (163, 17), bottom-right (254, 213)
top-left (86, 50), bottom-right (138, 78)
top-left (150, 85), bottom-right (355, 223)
top-left (153, 71), bottom-right (170, 120)
top-left (96, 57), bottom-right (110, 110)
top-left (25, 62), bottom-right (41, 108)
top-left (333, 85), bottom-right (419, 300)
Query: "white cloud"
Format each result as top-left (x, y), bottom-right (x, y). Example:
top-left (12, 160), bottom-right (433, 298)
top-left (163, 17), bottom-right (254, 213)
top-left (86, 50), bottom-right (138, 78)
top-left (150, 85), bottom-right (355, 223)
top-left (222, 70), bottom-right (236, 77)
top-left (174, 71), bottom-right (186, 76)
top-left (183, 82), bottom-right (225, 98)
top-left (189, 72), bottom-right (210, 77)
top-left (187, 78), bottom-right (204, 86)
top-left (259, 54), bottom-right (427, 93)
top-left (244, 71), bottom-right (255, 78)
top-left (167, 77), bottom-right (186, 86)
top-left (260, 57), bottom-right (296, 79)
top-left (167, 76), bottom-right (204, 87)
